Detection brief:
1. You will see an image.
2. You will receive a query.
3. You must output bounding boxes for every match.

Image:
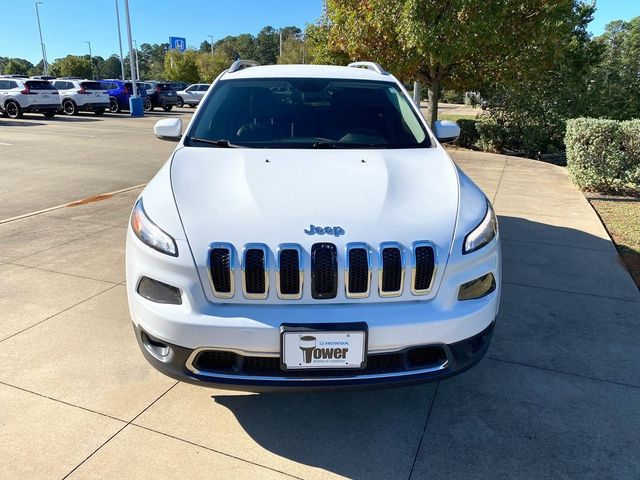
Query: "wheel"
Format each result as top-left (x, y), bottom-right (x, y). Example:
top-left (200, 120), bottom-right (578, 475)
top-left (94, 108), bottom-right (105, 116)
top-left (143, 98), bottom-right (153, 112)
top-left (43, 112), bottom-right (55, 118)
top-left (62, 99), bottom-right (78, 116)
top-left (109, 98), bottom-right (121, 113)
top-left (5, 100), bottom-right (22, 119)
top-left (176, 96), bottom-right (184, 108)
top-left (162, 105), bottom-right (173, 112)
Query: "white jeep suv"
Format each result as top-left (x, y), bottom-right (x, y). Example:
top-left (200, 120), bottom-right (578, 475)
top-left (0, 77), bottom-right (60, 118)
top-left (51, 79), bottom-right (110, 116)
top-left (126, 61), bottom-right (501, 391)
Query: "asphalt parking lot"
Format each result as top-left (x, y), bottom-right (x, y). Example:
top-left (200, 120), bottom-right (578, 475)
top-left (0, 111), bottom-right (639, 479)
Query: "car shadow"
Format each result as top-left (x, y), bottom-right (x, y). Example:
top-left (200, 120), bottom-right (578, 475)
top-left (0, 119), bottom-right (45, 127)
top-left (198, 216), bottom-right (638, 479)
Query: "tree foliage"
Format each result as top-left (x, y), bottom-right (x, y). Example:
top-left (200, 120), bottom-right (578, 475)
top-left (163, 49), bottom-right (200, 84)
top-left (0, 57), bottom-right (34, 75)
top-left (323, 0), bottom-right (581, 126)
top-left (49, 55), bottom-right (92, 78)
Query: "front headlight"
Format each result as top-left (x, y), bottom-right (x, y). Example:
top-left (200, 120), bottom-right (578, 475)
top-left (130, 198), bottom-right (178, 256)
top-left (463, 201), bottom-right (497, 254)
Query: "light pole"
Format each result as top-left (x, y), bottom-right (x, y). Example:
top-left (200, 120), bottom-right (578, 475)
top-left (114, 0), bottom-right (126, 80)
top-left (132, 39), bottom-right (140, 80)
top-left (208, 35), bottom-right (214, 55)
top-left (86, 41), bottom-right (94, 79)
top-left (123, 0), bottom-right (142, 116)
top-left (34, 1), bottom-right (48, 76)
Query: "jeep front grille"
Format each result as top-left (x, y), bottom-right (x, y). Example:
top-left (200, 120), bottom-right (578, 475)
top-left (311, 243), bottom-right (338, 299)
top-left (208, 244), bottom-right (234, 299)
top-left (242, 244), bottom-right (269, 299)
top-left (379, 242), bottom-right (405, 297)
top-left (276, 244), bottom-right (303, 299)
top-left (207, 241), bottom-right (436, 300)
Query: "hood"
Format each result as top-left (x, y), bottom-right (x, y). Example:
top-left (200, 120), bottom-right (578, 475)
top-left (170, 146), bottom-right (459, 303)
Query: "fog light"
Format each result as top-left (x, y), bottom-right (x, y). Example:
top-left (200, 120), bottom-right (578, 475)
top-left (141, 330), bottom-right (170, 358)
top-left (137, 276), bottom-right (182, 305)
top-left (458, 273), bottom-right (496, 300)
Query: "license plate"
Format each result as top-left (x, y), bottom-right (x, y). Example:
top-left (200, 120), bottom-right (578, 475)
top-left (166, 93), bottom-right (173, 96)
top-left (281, 330), bottom-right (366, 370)
top-left (42, 94), bottom-right (49, 98)
top-left (95, 93), bottom-right (101, 97)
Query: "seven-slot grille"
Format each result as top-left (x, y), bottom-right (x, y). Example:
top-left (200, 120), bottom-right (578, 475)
top-left (207, 241), bottom-right (436, 300)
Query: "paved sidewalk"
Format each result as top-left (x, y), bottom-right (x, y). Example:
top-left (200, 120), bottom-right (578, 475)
top-left (0, 150), bottom-right (638, 479)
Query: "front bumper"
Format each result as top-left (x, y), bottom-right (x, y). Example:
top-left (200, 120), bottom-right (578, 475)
top-left (134, 320), bottom-right (495, 392)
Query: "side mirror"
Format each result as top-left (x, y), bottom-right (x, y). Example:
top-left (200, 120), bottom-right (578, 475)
top-left (154, 118), bottom-right (183, 141)
top-left (434, 120), bottom-right (461, 144)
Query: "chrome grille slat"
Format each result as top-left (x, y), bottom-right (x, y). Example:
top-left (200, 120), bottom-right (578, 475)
top-left (311, 243), bottom-right (338, 299)
top-left (379, 242), bottom-right (405, 297)
top-left (242, 243), bottom-right (269, 299)
top-left (208, 243), bottom-right (235, 299)
top-left (345, 242), bottom-right (371, 298)
top-left (411, 241), bottom-right (437, 295)
top-left (276, 244), bottom-right (304, 300)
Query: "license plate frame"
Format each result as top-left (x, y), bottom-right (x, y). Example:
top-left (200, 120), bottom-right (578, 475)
top-left (280, 322), bottom-right (368, 371)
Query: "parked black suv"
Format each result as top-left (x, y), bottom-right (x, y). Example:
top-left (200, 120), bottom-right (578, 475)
top-left (141, 82), bottom-right (179, 111)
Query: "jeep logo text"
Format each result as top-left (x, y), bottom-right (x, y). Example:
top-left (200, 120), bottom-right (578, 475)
top-left (304, 224), bottom-right (345, 237)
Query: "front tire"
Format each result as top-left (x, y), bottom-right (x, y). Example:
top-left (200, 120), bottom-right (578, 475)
top-left (176, 96), bottom-right (184, 108)
top-left (162, 105), bottom-right (173, 112)
top-left (62, 99), bottom-right (78, 116)
top-left (43, 112), bottom-right (55, 118)
top-left (143, 98), bottom-right (153, 112)
top-left (5, 100), bottom-right (22, 119)
top-left (109, 98), bottom-right (121, 113)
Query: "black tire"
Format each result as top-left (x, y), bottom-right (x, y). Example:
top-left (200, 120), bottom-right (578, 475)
top-left (109, 98), bottom-right (121, 113)
top-left (43, 112), bottom-right (56, 118)
top-left (143, 98), bottom-right (153, 112)
top-left (94, 108), bottom-right (105, 116)
top-left (162, 105), bottom-right (173, 112)
top-left (5, 100), bottom-right (22, 119)
top-left (62, 99), bottom-right (78, 116)
top-left (176, 96), bottom-right (184, 108)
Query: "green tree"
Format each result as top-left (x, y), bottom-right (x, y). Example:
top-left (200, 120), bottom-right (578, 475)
top-left (49, 55), bottom-right (92, 78)
top-left (592, 17), bottom-right (640, 120)
top-left (163, 49), bottom-right (200, 83)
top-left (139, 43), bottom-right (168, 79)
top-left (324, 0), bottom-right (580, 127)
top-left (2, 58), bottom-right (34, 75)
top-left (255, 26), bottom-right (280, 64)
top-left (196, 50), bottom-right (230, 82)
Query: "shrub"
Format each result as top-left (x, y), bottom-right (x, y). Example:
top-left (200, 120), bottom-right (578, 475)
top-left (621, 120), bottom-right (640, 186)
top-left (475, 118), bottom-right (512, 153)
top-left (565, 118), bottom-right (637, 193)
top-left (454, 119), bottom-right (479, 149)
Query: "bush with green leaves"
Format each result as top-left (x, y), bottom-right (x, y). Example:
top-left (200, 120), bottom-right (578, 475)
top-left (566, 118), bottom-right (640, 193)
top-left (454, 119), bottom-right (480, 149)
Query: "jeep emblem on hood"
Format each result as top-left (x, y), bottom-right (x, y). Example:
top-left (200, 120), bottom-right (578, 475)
top-left (304, 224), bottom-right (345, 237)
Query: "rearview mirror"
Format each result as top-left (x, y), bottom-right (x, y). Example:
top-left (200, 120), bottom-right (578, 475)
top-left (154, 118), bottom-right (183, 141)
top-left (434, 120), bottom-right (461, 144)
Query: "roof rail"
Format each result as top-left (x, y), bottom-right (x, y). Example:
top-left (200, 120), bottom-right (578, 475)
top-left (228, 60), bottom-right (259, 73)
top-left (347, 61), bottom-right (388, 75)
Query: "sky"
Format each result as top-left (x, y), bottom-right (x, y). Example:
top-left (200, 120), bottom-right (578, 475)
top-left (1, 0), bottom-right (639, 65)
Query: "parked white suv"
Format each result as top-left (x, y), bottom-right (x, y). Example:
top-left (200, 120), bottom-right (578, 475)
top-left (126, 61), bottom-right (501, 391)
top-left (0, 77), bottom-right (60, 118)
top-left (51, 79), bottom-right (110, 116)
top-left (176, 83), bottom-right (210, 107)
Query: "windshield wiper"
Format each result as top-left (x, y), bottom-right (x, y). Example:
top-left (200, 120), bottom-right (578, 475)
top-left (189, 137), bottom-right (241, 148)
top-left (311, 141), bottom-right (337, 149)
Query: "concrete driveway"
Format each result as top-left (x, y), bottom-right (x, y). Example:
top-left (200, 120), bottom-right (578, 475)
top-left (0, 149), bottom-right (638, 479)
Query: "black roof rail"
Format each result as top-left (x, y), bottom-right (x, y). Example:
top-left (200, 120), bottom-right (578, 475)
top-left (228, 60), bottom-right (259, 73)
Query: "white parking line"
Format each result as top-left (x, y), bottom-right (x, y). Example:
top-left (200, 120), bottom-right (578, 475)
top-left (0, 142), bottom-right (13, 145)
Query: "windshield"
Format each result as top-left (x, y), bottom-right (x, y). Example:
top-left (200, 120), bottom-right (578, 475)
top-left (186, 78), bottom-right (430, 149)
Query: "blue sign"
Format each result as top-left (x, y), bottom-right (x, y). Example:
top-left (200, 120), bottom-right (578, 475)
top-left (169, 37), bottom-right (186, 52)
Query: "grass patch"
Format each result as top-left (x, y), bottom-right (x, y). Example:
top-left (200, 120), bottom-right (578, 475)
top-left (439, 113), bottom-right (479, 122)
top-left (589, 197), bottom-right (640, 289)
